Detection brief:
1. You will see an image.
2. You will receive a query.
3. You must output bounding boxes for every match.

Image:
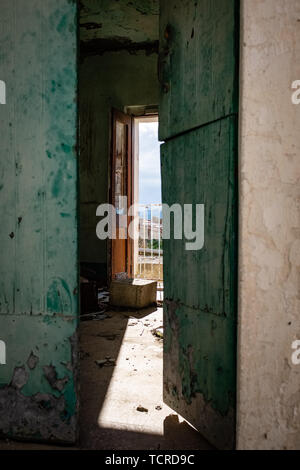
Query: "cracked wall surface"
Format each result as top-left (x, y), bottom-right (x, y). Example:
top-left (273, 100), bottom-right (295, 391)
top-left (0, 316), bottom-right (78, 443)
top-left (237, 0), bottom-right (300, 450)
top-left (160, 0), bottom-right (239, 450)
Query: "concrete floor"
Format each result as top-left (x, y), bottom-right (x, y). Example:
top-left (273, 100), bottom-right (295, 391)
top-left (0, 307), bottom-right (212, 450)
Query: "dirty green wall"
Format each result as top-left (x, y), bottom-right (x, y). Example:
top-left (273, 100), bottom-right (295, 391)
top-left (0, 0), bottom-right (79, 443)
top-left (160, 0), bottom-right (239, 449)
top-left (80, 0), bottom-right (159, 44)
top-left (79, 50), bottom-right (159, 275)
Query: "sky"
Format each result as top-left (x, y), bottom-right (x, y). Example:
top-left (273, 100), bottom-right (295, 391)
top-left (138, 121), bottom-right (162, 205)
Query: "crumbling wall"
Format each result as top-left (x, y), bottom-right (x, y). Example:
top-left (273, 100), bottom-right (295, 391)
top-left (237, 0), bottom-right (300, 450)
top-left (0, 317), bottom-right (78, 443)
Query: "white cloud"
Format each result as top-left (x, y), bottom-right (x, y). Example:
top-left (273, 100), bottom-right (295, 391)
top-left (138, 122), bottom-right (161, 204)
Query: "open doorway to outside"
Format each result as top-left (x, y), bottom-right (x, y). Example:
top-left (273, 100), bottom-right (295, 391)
top-left (109, 111), bottom-right (163, 289)
top-left (110, 112), bottom-right (163, 295)
top-left (133, 116), bottom-right (163, 285)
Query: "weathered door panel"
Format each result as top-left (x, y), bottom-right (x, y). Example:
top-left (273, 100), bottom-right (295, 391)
top-left (111, 109), bottom-right (133, 279)
top-left (161, 117), bottom-right (237, 449)
top-left (159, 0), bottom-right (238, 141)
top-left (160, 0), bottom-right (239, 450)
top-left (162, 118), bottom-right (237, 316)
top-left (0, 0), bottom-right (79, 443)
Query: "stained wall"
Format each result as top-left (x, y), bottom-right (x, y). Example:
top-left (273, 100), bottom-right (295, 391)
top-left (237, 0), bottom-right (300, 449)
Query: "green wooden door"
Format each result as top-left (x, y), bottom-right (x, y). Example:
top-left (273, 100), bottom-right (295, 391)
top-left (160, 0), bottom-right (239, 449)
top-left (0, 0), bottom-right (79, 443)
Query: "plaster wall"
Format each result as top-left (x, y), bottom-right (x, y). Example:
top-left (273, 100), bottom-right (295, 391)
top-left (237, 0), bottom-right (300, 449)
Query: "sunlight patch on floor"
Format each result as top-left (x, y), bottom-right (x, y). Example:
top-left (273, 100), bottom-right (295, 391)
top-left (97, 308), bottom-right (184, 435)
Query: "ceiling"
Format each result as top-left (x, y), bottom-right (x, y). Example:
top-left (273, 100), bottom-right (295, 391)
top-left (79, 0), bottom-right (159, 45)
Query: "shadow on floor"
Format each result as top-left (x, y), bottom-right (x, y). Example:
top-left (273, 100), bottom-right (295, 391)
top-left (80, 414), bottom-right (213, 450)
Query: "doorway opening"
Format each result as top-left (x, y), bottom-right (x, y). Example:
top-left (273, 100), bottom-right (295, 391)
top-left (78, 0), bottom-right (209, 450)
top-left (80, 107), bottom-right (194, 449)
top-left (134, 116), bottom-right (163, 286)
top-left (109, 111), bottom-right (163, 287)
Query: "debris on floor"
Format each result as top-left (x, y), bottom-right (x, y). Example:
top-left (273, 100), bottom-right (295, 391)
top-left (80, 264), bottom-right (110, 318)
top-left (95, 333), bottom-right (118, 341)
top-left (115, 272), bottom-right (128, 281)
top-left (136, 405), bottom-right (148, 413)
top-left (80, 350), bottom-right (90, 360)
top-left (152, 326), bottom-right (163, 339)
top-left (80, 311), bottom-right (109, 321)
top-left (98, 288), bottom-right (110, 310)
top-left (95, 359), bottom-right (107, 367)
top-left (95, 357), bottom-right (116, 368)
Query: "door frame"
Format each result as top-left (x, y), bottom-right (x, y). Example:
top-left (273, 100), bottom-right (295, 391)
top-left (108, 110), bottom-right (159, 282)
top-left (108, 108), bottom-right (133, 282)
top-left (131, 114), bottom-right (159, 278)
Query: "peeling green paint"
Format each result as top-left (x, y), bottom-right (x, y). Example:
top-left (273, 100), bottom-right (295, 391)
top-left (0, 0), bottom-right (79, 443)
top-left (160, 0), bottom-right (239, 450)
top-left (0, 316), bottom-right (78, 442)
top-left (159, 0), bottom-right (239, 141)
top-left (80, 0), bottom-right (159, 44)
top-left (162, 117), bottom-right (238, 448)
